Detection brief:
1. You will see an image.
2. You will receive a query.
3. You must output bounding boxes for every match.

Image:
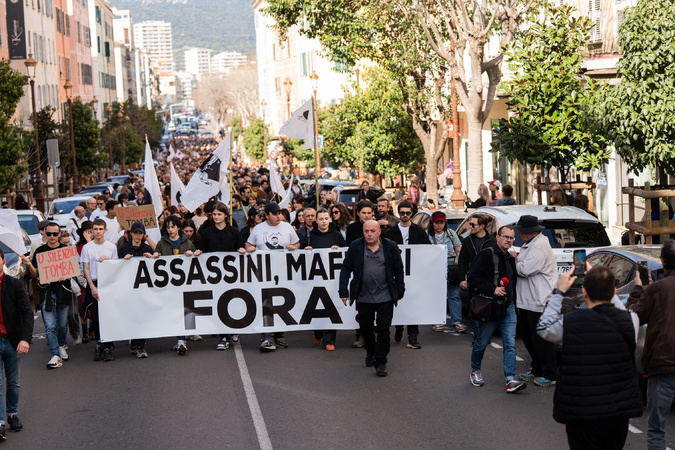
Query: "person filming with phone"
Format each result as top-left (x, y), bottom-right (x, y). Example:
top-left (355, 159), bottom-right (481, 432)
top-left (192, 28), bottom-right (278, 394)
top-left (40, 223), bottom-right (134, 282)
top-left (627, 241), bottom-right (675, 450)
top-left (537, 267), bottom-right (642, 449)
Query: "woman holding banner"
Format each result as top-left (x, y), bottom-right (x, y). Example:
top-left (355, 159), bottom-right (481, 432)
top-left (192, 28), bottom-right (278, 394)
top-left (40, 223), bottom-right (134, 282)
top-left (305, 208), bottom-right (346, 351)
top-left (198, 202), bottom-right (245, 351)
top-left (152, 215), bottom-right (201, 355)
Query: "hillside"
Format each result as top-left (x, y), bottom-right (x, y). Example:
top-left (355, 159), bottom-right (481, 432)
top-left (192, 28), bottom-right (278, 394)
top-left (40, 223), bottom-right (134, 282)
top-left (106, 0), bottom-right (255, 70)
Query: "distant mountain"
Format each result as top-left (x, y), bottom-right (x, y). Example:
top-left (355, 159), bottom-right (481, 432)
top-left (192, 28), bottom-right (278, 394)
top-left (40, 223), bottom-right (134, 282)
top-left (106, 0), bottom-right (255, 71)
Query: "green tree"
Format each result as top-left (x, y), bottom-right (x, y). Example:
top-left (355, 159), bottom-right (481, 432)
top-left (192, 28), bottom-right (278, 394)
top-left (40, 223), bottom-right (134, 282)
top-left (321, 67), bottom-right (424, 178)
top-left (243, 117), bottom-right (271, 161)
top-left (599, 0), bottom-right (675, 175)
top-left (0, 59), bottom-right (28, 192)
top-left (491, 5), bottom-right (611, 181)
top-left (101, 100), bottom-right (161, 169)
top-left (60, 99), bottom-right (104, 176)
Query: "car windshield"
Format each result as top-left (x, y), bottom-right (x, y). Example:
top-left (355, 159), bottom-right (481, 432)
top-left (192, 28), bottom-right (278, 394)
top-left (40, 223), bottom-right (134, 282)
top-left (514, 221), bottom-right (611, 249)
top-left (49, 199), bottom-right (83, 215)
top-left (17, 215), bottom-right (39, 234)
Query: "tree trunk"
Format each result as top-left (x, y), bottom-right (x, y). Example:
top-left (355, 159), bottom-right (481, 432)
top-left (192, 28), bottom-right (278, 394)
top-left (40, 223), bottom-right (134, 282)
top-left (466, 116), bottom-right (484, 198)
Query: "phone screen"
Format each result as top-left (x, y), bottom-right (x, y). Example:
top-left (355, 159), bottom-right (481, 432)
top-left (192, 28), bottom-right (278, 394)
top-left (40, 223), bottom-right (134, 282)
top-left (573, 250), bottom-right (587, 278)
top-left (637, 260), bottom-right (650, 286)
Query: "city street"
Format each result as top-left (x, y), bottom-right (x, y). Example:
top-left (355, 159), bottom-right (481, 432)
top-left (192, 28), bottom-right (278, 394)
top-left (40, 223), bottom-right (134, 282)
top-left (8, 316), bottom-right (673, 449)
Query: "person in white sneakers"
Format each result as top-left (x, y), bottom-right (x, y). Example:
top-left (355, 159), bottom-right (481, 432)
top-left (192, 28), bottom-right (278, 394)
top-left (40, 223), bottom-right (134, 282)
top-left (22, 222), bottom-right (75, 369)
top-left (245, 202), bottom-right (300, 352)
top-left (81, 219), bottom-right (119, 362)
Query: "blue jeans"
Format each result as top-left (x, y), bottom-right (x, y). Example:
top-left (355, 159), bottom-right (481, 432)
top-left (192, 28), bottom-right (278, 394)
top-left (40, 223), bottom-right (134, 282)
top-left (647, 372), bottom-right (675, 450)
top-left (0, 337), bottom-right (22, 424)
top-left (448, 283), bottom-right (462, 325)
top-left (470, 302), bottom-right (517, 382)
top-left (42, 300), bottom-right (70, 357)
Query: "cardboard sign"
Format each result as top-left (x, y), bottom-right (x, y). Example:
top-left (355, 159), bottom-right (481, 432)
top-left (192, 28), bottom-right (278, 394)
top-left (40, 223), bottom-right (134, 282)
top-left (36, 246), bottom-right (81, 284)
top-left (116, 205), bottom-right (158, 230)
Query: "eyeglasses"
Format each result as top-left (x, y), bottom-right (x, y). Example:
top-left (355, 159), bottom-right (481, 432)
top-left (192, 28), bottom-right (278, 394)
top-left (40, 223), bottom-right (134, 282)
top-left (469, 223), bottom-right (479, 227)
top-left (45, 232), bottom-right (60, 237)
top-left (399, 211), bottom-right (412, 216)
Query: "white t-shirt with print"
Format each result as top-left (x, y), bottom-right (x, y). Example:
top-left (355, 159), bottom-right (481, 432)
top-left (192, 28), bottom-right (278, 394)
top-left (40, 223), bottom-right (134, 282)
top-left (398, 223), bottom-right (410, 245)
top-left (247, 221), bottom-right (299, 250)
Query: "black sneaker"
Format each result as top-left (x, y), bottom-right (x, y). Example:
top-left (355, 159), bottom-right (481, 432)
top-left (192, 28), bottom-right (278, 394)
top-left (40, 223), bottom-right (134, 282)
top-left (0, 425), bottom-right (5, 441)
top-left (7, 414), bottom-right (22, 432)
top-left (275, 337), bottom-right (289, 348)
top-left (407, 338), bottom-right (422, 349)
top-left (394, 326), bottom-right (404, 343)
top-left (375, 364), bottom-right (387, 377)
top-left (103, 348), bottom-right (114, 362)
top-left (94, 344), bottom-right (104, 361)
top-left (365, 355), bottom-right (374, 367)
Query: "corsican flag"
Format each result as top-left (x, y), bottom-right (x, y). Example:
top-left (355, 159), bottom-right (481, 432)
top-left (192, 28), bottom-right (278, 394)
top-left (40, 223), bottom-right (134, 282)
top-left (181, 137), bottom-right (231, 212)
top-left (279, 99), bottom-right (315, 150)
top-left (267, 160), bottom-right (286, 198)
top-left (0, 209), bottom-right (27, 254)
top-left (167, 144), bottom-right (176, 162)
top-left (278, 175), bottom-right (295, 210)
top-left (144, 138), bottom-right (164, 243)
top-left (176, 149), bottom-right (186, 160)
top-left (170, 162), bottom-right (185, 207)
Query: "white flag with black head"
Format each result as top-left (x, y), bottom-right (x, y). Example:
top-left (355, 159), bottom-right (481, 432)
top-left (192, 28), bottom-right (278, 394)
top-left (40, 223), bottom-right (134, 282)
top-left (167, 144), bottom-right (176, 162)
top-left (176, 149), bottom-right (186, 160)
top-left (181, 137), bottom-right (231, 212)
top-left (144, 138), bottom-right (163, 243)
top-left (170, 162), bottom-right (185, 207)
top-left (0, 209), bottom-right (27, 254)
top-left (279, 99), bottom-right (315, 150)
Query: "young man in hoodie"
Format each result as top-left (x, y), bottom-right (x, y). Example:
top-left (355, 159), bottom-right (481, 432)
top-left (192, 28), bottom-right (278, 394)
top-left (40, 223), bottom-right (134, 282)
top-left (305, 208), bottom-right (346, 350)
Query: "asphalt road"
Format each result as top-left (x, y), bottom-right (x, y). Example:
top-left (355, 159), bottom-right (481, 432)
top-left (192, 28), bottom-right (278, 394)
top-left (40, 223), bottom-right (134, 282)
top-left (6, 316), bottom-right (674, 449)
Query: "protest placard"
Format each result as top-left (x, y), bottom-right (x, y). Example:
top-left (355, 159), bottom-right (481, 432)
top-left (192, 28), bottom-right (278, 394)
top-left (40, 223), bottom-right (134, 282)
top-left (36, 245), bottom-right (81, 284)
top-left (116, 205), bottom-right (158, 230)
top-left (97, 246), bottom-right (447, 341)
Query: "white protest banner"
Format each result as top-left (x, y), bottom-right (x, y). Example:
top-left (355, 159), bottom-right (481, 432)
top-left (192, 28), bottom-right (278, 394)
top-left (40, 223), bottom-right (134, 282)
top-left (97, 246), bottom-right (446, 341)
top-left (115, 205), bottom-right (158, 230)
top-left (36, 246), bottom-right (81, 284)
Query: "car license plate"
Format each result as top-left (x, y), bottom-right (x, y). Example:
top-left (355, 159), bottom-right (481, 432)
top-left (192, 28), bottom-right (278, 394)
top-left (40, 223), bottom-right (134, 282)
top-left (558, 264), bottom-right (573, 274)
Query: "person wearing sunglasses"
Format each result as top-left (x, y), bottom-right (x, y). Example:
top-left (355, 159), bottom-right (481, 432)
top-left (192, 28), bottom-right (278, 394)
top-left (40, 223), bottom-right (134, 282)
top-left (22, 223), bottom-right (75, 369)
top-left (385, 200), bottom-right (431, 350)
top-left (89, 195), bottom-right (109, 222)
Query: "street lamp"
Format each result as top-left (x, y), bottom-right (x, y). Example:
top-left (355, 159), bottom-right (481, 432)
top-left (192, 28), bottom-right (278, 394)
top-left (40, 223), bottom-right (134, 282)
top-left (283, 78), bottom-right (292, 120)
top-left (91, 96), bottom-right (98, 120)
top-left (24, 54), bottom-right (45, 212)
top-left (309, 71), bottom-right (321, 206)
top-left (64, 80), bottom-right (79, 193)
top-left (261, 99), bottom-right (267, 162)
top-left (105, 104), bottom-right (113, 172)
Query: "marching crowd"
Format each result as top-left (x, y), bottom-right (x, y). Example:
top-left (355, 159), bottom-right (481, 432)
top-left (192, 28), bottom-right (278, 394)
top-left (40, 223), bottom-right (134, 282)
top-left (1, 137), bottom-right (675, 448)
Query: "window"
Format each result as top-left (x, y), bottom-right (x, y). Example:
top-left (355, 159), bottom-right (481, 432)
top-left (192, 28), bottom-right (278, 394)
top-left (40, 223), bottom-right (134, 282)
top-left (56, 8), bottom-right (62, 33)
top-left (105, 41), bottom-right (110, 57)
top-left (97, 36), bottom-right (101, 53)
top-left (588, 0), bottom-right (602, 42)
top-left (95, 6), bottom-right (101, 24)
top-left (65, 15), bottom-right (70, 37)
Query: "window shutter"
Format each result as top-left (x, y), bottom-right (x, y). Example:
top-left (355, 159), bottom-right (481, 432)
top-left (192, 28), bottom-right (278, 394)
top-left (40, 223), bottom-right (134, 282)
top-left (589, 0), bottom-right (602, 42)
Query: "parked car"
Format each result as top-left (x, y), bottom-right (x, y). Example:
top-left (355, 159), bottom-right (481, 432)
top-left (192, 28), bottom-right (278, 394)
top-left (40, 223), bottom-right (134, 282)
top-left (77, 182), bottom-right (116, 196)
top-left (330, 183), bottom-right (384, 211)
top-left (15, 209), bottom-right (47, 247)
top-left (412, 207), bottom-right (471, 232)
top-left (47, 195), bottom-right (92, 228)
top-left (455, 205), bottom-right (612, 274)
top-left (107, 175), bottom-right (130, 185)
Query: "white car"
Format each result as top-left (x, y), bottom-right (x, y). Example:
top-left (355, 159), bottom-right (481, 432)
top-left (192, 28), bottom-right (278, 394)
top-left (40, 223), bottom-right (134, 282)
top-left (15, 209), bottom-right (46, 247)
top-left (455, 205), bottom-right (611, 273)
top-left (47, 195), bottom-right (92, 229)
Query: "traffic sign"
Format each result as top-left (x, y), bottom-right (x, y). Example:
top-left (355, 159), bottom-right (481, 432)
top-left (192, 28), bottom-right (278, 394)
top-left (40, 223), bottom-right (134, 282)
top-left (318, 135), bottom-right (323, 147)
top-left (269, 150), bottom-right (278, 160)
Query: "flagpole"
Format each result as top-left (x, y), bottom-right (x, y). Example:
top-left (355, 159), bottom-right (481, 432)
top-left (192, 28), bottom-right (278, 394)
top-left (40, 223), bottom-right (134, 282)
top-left (229, 131), bottom-right (233, 226)
top-left (311, 76), bottom-right (320, 208)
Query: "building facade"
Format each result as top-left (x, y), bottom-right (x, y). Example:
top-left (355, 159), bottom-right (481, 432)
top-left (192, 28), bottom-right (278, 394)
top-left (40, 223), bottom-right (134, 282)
top-left (133, 20), bottom-right (173, 74)
top-left (68, 0), bottom-right (94, 104)
top-left (88, 0), bottom-right (117, 120)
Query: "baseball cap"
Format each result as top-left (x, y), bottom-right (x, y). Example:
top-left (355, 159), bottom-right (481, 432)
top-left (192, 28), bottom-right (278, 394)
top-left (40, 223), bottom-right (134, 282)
top-left (264, 202), bottom-right (281, 214)
top-left (488, 179), bottom-right (501, 188)
top-left (38, 220), bottom-right (51, 231)
top-left (130, 221), bottom-right (146, 234)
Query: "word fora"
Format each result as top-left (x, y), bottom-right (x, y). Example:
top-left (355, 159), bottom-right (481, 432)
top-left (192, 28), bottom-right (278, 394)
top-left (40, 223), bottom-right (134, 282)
top-left (183, 287), bottom-right (342, 330)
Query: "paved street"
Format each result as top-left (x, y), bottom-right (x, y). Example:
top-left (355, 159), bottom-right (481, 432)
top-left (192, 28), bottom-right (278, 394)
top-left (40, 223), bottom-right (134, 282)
top-left (7, 315), bottom-right (674, 449)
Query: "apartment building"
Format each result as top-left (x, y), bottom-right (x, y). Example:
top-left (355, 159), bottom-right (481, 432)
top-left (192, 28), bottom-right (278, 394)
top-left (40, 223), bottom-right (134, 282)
top-left (112, 8), bottom-right (137, 103)
top-left (210, 51), bottom-right (247, 74)
top-left (88, 0), bottom-right (116, 119)
top-left (184, 46), bottom-right (210, 78)
top-left (133, 20), bottom-right (173, 74)
top-left (68, 0), bottom-right (94, 103)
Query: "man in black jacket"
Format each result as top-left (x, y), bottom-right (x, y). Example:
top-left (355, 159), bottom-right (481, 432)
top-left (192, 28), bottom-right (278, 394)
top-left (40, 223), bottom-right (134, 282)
top-left (386, 200), bottom-right (429, 349)
top-left (457, 213), bottom-right (496, 292)
top-left (467, 225), bottom-right (525, 393)
top-left (0, 248), bottom-right (34, 439)
top-left (339, 220), bottom-right (405, 377)
top-left (538, 267), bottom-right (642, 449)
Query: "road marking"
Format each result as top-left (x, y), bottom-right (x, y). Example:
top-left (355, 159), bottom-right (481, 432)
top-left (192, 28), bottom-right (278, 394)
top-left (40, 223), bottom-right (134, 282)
top-left (489, 342), bottom-right (524, 360)
top-left (234, 344), bottom-right (273, 450)
top-left (628, 424), bottom-right (642, 434)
